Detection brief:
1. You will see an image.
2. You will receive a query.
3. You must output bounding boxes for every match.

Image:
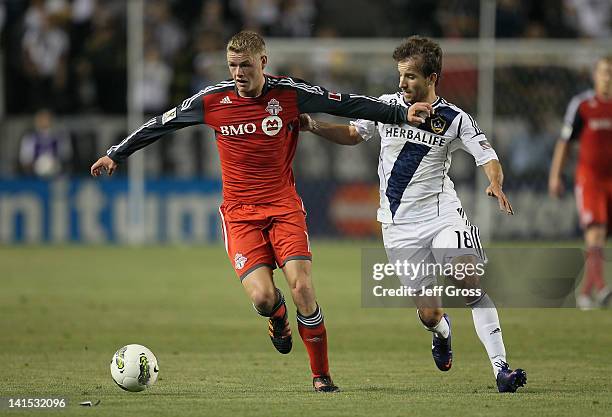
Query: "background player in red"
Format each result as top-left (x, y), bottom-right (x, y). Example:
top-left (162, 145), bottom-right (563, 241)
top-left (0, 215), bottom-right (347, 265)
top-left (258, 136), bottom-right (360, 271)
top-left (91, 31), bottom-right (421, 391)
top-left (549, 55), bottom-right (612, 309)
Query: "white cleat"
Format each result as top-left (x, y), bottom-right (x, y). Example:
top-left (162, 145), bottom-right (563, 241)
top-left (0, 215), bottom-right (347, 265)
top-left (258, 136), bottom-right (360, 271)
top-left (576, 294), bottom-right (595, 310)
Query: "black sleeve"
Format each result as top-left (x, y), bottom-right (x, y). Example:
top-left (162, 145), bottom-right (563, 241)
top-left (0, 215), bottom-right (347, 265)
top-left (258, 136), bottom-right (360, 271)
top-left (568, 110), bottom-right (584, 142)
top-left (560, 94), bottom-right (585, 143)
top-left (106, 92), bottom-right (205, 162)
top-left (293, 78), bottom-right (408, 125)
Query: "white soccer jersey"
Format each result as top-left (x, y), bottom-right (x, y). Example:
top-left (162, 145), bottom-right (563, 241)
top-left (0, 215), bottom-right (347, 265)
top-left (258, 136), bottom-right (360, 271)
top-left (351, 93), bottom-right (498, 223)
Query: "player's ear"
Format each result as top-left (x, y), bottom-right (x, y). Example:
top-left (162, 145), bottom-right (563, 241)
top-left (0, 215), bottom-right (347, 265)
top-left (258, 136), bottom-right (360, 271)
top-left (260, 54), bottom-right (267, 70)
top-left (428, 73), bottom-right (438, 86)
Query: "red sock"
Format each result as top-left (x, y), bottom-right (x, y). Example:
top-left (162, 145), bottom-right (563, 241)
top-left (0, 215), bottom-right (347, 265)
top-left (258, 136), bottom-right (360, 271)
top-left (583, 247), bottom-right (605, 295)
top-left (297, 306), bottom-right (329, 378)
top-left (271, 302), bottom-right (287, 319)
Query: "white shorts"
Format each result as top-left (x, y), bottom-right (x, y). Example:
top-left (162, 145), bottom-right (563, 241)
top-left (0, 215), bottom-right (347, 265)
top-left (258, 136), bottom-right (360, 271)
top-left (382, 208), bottom-right (485, 289)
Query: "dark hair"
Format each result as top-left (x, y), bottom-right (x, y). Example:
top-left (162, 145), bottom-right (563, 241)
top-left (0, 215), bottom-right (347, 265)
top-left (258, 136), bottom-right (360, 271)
top-left (392, 36), bottom-right (442, 86)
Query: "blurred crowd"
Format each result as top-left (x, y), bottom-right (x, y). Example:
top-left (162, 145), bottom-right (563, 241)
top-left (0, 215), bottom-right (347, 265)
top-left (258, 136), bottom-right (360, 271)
top-left (0, 0), bottom-right (608, 184)
top-left (2, 0), bottom-right (610, 115)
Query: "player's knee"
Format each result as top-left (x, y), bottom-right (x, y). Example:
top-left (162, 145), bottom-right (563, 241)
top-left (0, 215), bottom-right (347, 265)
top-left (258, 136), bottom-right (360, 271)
top-left (288, 277), bottom-right (316, 315)
top-left (286, 262), bottom-right (313, 296)
top-left (452, 254), bottom-right (478, 265)
top-left (585, 225), bottom-right (606, 247)
top-left (249, 286), bottom-right (278, 313)
top-left (451, 254), bottom-right (481, 285)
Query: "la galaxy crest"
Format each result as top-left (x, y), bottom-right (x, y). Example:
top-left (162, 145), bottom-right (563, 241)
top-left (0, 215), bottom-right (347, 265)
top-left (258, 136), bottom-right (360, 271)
top-left (430, 115), bottom-right (446, 134)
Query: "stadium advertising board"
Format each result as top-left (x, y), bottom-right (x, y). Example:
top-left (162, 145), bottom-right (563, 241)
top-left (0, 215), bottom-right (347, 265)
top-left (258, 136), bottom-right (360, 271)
top-left (0, 179), bottom-right (222, 243)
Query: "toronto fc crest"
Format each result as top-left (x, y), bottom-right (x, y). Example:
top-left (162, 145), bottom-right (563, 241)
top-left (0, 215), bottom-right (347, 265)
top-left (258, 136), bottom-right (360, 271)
top-left (234, 253), bottom-right (247, 270)
top-left (263, 99), bottom-right (283, 136)
top-left (265, 98), bottom-right (283, 115)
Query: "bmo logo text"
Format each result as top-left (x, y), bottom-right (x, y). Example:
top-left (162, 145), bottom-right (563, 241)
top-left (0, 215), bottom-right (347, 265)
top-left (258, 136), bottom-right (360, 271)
top-left (220, 123), bottom-right (257, 136)
top-left (219, 118), bottom-right (283, 137)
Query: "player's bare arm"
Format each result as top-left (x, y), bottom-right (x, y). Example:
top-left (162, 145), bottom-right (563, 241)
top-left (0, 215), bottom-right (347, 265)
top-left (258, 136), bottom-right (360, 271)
top-left (90, 155), bottom-right (118, 177)
top-left (299, 114), bottom-right (362, 145)
top-left (300, 102), bottom-right (432, 145)
top-left (483, 159), bottom-right (513, 215)
top-left (548, 139), bottom-right (570, 198)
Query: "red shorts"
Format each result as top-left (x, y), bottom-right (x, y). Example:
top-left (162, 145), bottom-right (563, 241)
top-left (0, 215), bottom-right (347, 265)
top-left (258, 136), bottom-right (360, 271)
top-left (218, 195), bottom-right (312, 280)
top-left (575, 175), bottom-right (612, 230)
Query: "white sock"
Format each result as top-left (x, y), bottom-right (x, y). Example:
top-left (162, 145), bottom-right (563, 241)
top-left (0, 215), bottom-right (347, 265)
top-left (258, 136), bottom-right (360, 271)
top-left (469, 294), bottom-right (507, 376)
top-left (417, 310), bottom-right (450, 339)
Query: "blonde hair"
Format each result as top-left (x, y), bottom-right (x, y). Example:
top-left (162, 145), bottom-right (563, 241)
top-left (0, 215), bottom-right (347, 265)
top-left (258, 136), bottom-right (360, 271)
top-left (227, 31), bottom-right (266, 55)
top-left (598, 55), bottom-right (612, 65)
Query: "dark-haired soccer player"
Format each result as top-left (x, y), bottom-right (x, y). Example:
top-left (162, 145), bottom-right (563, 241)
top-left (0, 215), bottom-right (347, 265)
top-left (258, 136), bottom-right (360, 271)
top-left (549, 55), bottom-right (612, 309)
top-left (91, 31), bottom-right (421, 392)
top-left (301, 36), bottom-right (527, 393)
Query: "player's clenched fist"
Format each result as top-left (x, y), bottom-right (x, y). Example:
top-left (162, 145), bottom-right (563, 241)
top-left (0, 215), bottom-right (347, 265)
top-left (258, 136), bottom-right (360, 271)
top-left (90, 156), bottom-right (118, 177)
top-left (407, 102), bottom-right (434, 125)
top-left (299, 114), bottom-right (315, 132)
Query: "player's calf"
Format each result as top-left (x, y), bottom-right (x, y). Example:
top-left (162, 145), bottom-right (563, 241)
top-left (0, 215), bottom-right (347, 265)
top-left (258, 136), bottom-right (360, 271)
top-left (416, 306), bottom-right (444, 328)
top-left (285, 261), bottom-right (317, 316)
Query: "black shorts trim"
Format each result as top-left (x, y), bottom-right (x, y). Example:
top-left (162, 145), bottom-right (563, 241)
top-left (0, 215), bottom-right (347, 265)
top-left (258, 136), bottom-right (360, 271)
top-left (239, 263), bottom-right (275, 281)
top-left (279, 255), bottom-right (312, 268)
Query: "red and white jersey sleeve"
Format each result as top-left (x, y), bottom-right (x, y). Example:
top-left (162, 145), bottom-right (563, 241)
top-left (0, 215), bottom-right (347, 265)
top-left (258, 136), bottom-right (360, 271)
top-left (560, 90), bottom-right (593, 142)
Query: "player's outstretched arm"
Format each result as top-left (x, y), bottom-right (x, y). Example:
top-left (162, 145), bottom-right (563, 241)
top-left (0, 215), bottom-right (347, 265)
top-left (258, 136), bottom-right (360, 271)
top-left (295, 78), bottom-right (416, 126)
top-left (299, 103), bottom-right (432, 146)
top-left (91, 155), bottom-right (118, 177)
top-left (89, 90), bottom-right (205, 177)
top-left (548, 139), bottom-right (570, 198)
top-left (299, 114), bottom-right (363, 145)
top-left (482, 159), bottom-right (514, 215)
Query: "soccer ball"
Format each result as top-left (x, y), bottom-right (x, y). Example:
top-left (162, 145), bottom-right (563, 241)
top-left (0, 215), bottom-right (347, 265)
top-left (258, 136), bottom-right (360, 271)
top-left (110, 344), bottom-right (159, 392)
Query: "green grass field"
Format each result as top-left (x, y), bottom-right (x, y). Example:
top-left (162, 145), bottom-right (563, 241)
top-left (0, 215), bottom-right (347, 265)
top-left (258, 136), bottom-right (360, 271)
top-left (1, 243), bottom-right (611, 417)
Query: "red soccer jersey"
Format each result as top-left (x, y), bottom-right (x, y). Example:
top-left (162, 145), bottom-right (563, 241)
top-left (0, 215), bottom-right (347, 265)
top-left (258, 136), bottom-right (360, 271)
top-left (107, 75), bottom-right (408, 204)
top-left (201, 78), bottom-right (302, 203)
top-left (561, 90), bottom-right (612, 179)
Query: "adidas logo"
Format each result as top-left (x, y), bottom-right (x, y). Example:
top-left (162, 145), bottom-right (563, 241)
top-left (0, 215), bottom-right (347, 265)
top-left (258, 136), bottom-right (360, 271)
top-left (490, 327), bottom-right (501, 335)
top-left (220, 96), bottom-right (232, 104)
